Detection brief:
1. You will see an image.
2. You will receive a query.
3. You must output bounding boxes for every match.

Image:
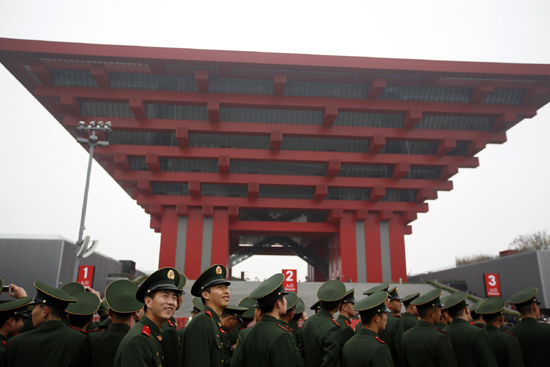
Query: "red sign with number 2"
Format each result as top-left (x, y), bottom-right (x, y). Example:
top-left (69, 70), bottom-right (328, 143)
top-left (282, 269), bottom-right (297, 292)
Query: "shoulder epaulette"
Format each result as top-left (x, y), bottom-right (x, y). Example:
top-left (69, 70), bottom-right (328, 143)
top-left (435, 328), bottom-right (447, 334)
top-left (374, 336), bottom-right (386, 344)
top-left (473, 323), bottom-right (484, 328)
top-left (1, 340), bottom-right (6, 346)
top-left (331, 318), bottom-right (341, 327)
top-left (206, 310), bottom-right (213, 318)
top-left (345, 320), bottom-right (352, 328)
top-left (390, 314), bottom-right (401, 318)
top-left (277, 324), bottom-right (290, 332)
top-left (70, 326), bottom-right (88, 334)
top-left (287, 326), bottom-right (294, 332)
top-left (142, 325), bottom-right (151, 337)
top-left (505, 331), bottom-right (515, 336)
top-left (168, 319), bottom-right (176, 328)
top-left (220, 327), bottom-right (227, 334)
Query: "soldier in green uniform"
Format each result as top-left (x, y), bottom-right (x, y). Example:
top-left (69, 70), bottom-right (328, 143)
top-left (65, 291), bottom-right (101, 333)
top-left (436, 296), bottom-right (451, 329)
top-left (0, 296), bottom-right (33, 365)
top-left (87, 279), bottom-right (145, 367)
top-left (301, 279), bottom-right (346, 367)
top-left (279, 291), bottom-right (298, 331)
top-left (7, 281), bottom-right (88, 367)
top-left (230, 273), bottom-right (298, 367)
top-left (178, 297), bottom-right (204, 345)
top-left (226, 297), bottom-right (255, 348)
top-left (443, 291), bottom-right (497, 367)
top-left (220, 305), bottom-right (248, 367)
top-left (342, 291), bottom-right (393, 367)
top-left (230, 302), bottom-right (262, 367)
top-left (289, 297), bottom-right (305, 345)
top-left (388, 287), bottom-right (402, 314)
top-left (469, 299), bottom-right (487, 329)
top-left (401, 292), bottom-right (420, 331)
top-left (507, 287), bottom-right (550, 367)
top-left (336, 288), bottom-right (356, 345)
top-left (401, 288), bottom-right (457, 367)
top-left (161, 272), bottom-right (187, 367)
top-left (180, 264), bottom-right (231, 367)
top-left (363, 282), bottom-right (404, 367)
top-left (476, 297), bottom-right (524, 367)
top-left (114, 267), bottom-right (182, 367)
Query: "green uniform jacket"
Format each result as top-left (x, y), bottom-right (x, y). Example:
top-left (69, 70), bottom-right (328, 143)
top-left (378, 314), bottom-right (404, 367)
top-left (507, 317), bottom-right (550, 367)
top-left (444, 318), bottom-right (498, 367)
top-left (229, 325), bottom-right (253, 367)
top-left (113, 316), bottom-right (164, 367)
top-left (336, 315), bottom-right (355, 346)
top-left (278, 319), bottom-right (304, 367)
top-left (88, 322), bottom-right (131, 367)
top-left (230, 315), bottom-right (297, 367)
top-left (300, 308), bottom-right (342, 367)
top-left (180, 306), bottom-right (224, 367)
top-left (401, 313), bottom-right (419, 332)
top-left (0, 334), bottom-right (7, 366)
top-left (7, 320), bottom-right (88, 367)
top-left (485, 325), bottom-right (524, 367)
top-left (342, 328), bottom-right (393, 367)
top-left (402, 320), bottom-right (457, 367)
top-left (227, 322), bottom-right (246, 347)
top-left (473, 322), bottom-right (486, 330)
top-left (161, 316), bottom-right (180, 367)
top-left (288, 320), bottom-right (302, 345)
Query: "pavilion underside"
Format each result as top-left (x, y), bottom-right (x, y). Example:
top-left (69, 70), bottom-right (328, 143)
top-left (2, 38), bottom-right (550, 281)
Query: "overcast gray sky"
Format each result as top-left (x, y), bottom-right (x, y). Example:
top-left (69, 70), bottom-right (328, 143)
top-left (1, 0), bottom-right (549, 280)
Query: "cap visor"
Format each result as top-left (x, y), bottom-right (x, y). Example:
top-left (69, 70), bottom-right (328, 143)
top-left (149, 284), bottom-right (182, 294)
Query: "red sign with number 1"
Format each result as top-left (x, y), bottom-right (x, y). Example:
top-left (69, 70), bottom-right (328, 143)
top-left (77, 265), bottom-right (95, 288)
top-left (484, 273), bottom-right (501, 297)
top-left (282, 269), bottom-right (297, 292)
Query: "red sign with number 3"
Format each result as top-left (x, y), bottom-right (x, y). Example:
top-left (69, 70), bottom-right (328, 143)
top-left (484, 273), bottom-right (501, 297)
top-left (282, 269), bottom-right (297, 292)
top-left (77, 265), bottom-right (95, 288)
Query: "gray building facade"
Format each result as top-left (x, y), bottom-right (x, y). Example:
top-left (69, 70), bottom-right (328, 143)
top-left (0, 235), bottom-right (133, 300)
top-left (409, 250), bottom-right (550, 310)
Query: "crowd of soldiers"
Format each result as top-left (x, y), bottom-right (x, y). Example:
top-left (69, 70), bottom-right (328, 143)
top-left (1, 265), bottom-right (549, 367)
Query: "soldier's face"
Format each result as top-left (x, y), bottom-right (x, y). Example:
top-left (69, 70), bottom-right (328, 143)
top-left (379, 312), bottom-right (388, 330)
top-left (204, 284), bottom-right (230, 308)
top-left (390, 300), bottom-right (402, 313)
top-left (146, 290), bottom-right (178, 321)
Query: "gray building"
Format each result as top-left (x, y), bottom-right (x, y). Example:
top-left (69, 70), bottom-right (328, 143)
top-left (0, 235), bottom-right (142, 300)
top-left (409, 249), bottom-right (550, 310)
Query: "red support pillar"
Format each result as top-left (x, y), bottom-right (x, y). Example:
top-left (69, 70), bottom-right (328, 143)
top-left (184, 207), bottom-right (204, 278)
top-left (210, 208), bottom-right (229, 267)
top-left (388, 215), bottom-right (407, 281)
top-left (158, 207), bottom-right (178, 268)
top-left (338, 211), bottom-right (357, 282)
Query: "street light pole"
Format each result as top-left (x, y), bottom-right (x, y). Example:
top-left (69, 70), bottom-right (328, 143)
top-left (72, 121), bottom-right (112, 281)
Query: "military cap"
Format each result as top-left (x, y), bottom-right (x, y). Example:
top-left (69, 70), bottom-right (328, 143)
top-left (236, 297), bottom-right (255, 318)
top-left (178, 272), bottom-right (188, 293)
top-left (388, 287), bottom-right (401, 300)
top-left (295, 297), bottom-right (306, 314)
top-left (469, 299), bottom-right (486, 314)
top-left (136, 267), bottom-right (181, 302)
top-left (105, 279), bottom-right (144, 313)
top-left (402, 292), bottom-right (420, 306)
top-left (191, 264), bottom-right (231, 297)
top-left (476, 297), bottom-right (505, 316)
top-left (443, 291), bottom-right (468, 313)
top-left (0, 296), bottom-right (33, 318)
top-left (249, 273), bottom-right (288, 301)
top-left (363, 282), bottom-right (390, 295)
top-left (354, 291), bottom-right (391, 315)
top-left (66, 291), bottom-right (101, 316)
top-left (32, 281), bottom-right (77, 310)
top-left (508, 287), bottom-right (541, 307)
top-left (310, 300), bottom-right (320, 311)
top-left (411, 289), bottom-right (443, 310)
top-left (192, 297), bottom-right (205, 313)
top-left (285, 291), bottom-right (299, 311)
top-left (317, 279), bottom-right (346, 302)
top-left (342, 288), bottom-right (356, 304)
top-left (222, 305), bottom-right (249, 322)
top-left (61, 282), bottom-right (85, 296)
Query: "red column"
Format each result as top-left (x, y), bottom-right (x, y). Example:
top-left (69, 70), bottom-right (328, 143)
top-left (184, 207), bottom-right (204, 279)
top-left (364, 215), bottom-right (383, 283)
top-left (389, 215), bottom-right (408, 281)
top-left (210, 208), bottom-right (229, 267)
top-left (338, 211), bottom-right (357, 282)
top-left (158, 207), bottom-right (178, 268)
